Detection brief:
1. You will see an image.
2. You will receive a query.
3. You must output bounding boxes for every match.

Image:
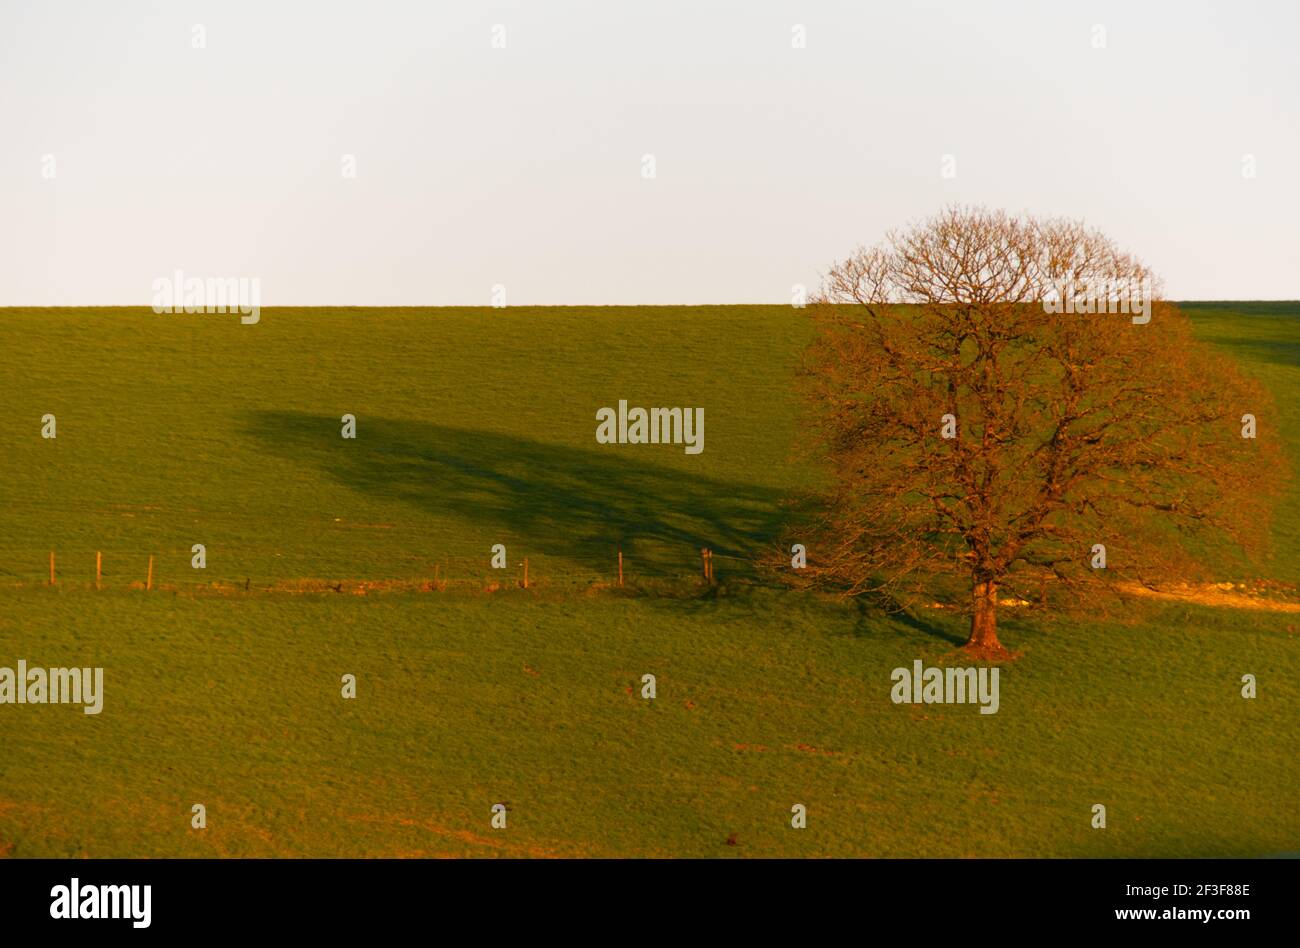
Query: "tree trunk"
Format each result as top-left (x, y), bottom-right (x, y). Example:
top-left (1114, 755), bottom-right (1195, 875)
top-left (965, 579), bottom-right (1002, 653)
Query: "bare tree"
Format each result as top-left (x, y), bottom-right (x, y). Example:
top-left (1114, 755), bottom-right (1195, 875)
top-left (790, 206), bottom-right (1285, 658)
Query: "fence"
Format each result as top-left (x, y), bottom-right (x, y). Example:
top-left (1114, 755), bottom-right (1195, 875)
top-left (6, 544), bottom-right (753, 595)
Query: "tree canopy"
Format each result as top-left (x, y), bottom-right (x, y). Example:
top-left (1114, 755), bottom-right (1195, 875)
top-left (791, 206), bottom-right (1285, 657)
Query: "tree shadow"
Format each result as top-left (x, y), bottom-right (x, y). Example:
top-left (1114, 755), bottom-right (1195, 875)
top-left (241, 410), bottom-right (791, 576)
top-left (885, 607), bottom-right (967, 647)
top-left (844, 597), bottom-right (967, 646)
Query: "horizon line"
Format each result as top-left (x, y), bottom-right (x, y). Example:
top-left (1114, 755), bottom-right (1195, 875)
top-left (2, 299), bottom-right (1299, 311)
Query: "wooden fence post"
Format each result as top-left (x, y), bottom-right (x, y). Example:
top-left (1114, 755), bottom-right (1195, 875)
top-left (523, 557), bottom-right (529, 589)
top-left (96, 551), bottom-right (102, 589)
top-left (618, 549), bottom-right (624, 587)
top-left (49, 551), bottom-right (56, 586)
top-left (701, 547), bottom-right (708, 581)
top-left (147, 555), bottom-right (154, 591)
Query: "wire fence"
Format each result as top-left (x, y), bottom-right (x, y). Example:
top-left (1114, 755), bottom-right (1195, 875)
top-left (0, 544), bottom-right (762, 595)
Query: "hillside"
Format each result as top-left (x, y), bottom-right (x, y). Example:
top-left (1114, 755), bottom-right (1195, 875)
top-left (0, 304), bottom-right (1295, 857)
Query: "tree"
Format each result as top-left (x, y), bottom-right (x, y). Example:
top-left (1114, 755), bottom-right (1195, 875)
top-left (792, 206), bottom-right (1284, 658)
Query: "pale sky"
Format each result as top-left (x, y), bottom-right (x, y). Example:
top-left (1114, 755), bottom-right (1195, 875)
top-left (2, 0), bottom-right (1297, 305)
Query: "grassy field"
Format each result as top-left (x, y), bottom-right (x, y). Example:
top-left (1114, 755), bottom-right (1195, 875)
top-left (0, 304), bottom-right (1296, 857)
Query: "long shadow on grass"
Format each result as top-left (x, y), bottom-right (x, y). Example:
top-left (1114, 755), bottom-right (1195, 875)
top-left (880, 605), bottom-right (967, 647)
top-left (243, 410), bottom-right (791, 576)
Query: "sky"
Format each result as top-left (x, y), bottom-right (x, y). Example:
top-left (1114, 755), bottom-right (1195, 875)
top-left (2, 0), bottom-right (1297, 305)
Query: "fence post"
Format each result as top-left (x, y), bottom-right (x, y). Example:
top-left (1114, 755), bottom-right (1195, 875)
top-left (96, 551), bottom-right (102, 589)
top-left (147, 556), bottom-right (154, 591)
top-left (523, 557), bottom-right (529, 590)
top-left (618, 549), bottom-right (624, 587)
top-left (701, 547), bottom-right (708, 581)
top-left (49, 551), bottom-right (56, 586)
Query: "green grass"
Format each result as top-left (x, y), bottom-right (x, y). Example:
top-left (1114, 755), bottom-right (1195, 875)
top-left (0, 305), bottom-right (1296, 857)
top-left (0, 307), bottom-right (815, 586)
